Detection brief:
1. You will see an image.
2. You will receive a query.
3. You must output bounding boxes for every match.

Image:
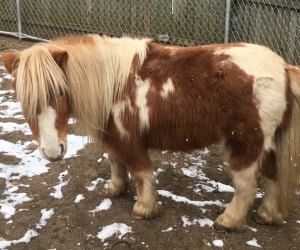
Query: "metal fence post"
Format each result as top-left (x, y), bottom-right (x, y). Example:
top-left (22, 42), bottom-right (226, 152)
top-left (224, 0), bottom-right (232, 43)
top-left (16, 0), bottom-right (22, 39)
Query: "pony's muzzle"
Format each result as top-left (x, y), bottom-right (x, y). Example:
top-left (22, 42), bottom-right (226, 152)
top-left (40, 142), bottom-right (66, 162)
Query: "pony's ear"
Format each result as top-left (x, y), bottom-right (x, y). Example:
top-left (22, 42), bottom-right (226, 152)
top-left (1, 50), bottom-right (20, 74)
top-left (51, 49), bottom-right (68, 68)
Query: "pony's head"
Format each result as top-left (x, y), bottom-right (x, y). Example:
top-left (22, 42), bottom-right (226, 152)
top-left (1, 46), bottom-right (70, 162)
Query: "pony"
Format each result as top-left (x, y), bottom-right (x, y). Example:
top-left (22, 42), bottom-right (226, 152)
top-left (1, 34), bottom-right (300, 231)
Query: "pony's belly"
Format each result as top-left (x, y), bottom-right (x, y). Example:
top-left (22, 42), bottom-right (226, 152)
top-left (145, 129), bottom-right (220, 151)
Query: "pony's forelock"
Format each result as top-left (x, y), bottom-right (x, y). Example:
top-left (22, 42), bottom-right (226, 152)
top-left (16, 44), bottom-right (68, 123)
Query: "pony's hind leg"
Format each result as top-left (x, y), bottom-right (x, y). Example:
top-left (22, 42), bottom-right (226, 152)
top-left (256, 150), bottom-right (283, 225)
top-left (215, 161), bottom-right (259, 231)
top-left (106, 156), bottom-right (129, 197)
top-left (131, 170), bottom-right (161, 219)
top-left (256, 178), bottom-right (283, 225)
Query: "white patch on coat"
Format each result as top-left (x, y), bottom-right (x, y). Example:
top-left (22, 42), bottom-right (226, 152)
top-left (112, 97), bottom-right (132, 138)
top-left (135, 76), bottom-right (150, 132)
top-left (38, 106), bottom-right (60, 159)
top-left (215, 44), bottom-right (287, 150)
top-left (160, 78), bottom-right (175, 99)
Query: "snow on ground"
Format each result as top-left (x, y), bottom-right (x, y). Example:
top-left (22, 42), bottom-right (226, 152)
top-left (97, 223), bottom-right (132, 242)
top-left (36, 208), bottom-right (55, 229)
top-left (181, 215), bottom-right (214, 228)
top-left (161, 227), bottom-right (174, 232)
top-left (0, 229), bottom-right (38, 249)
top-left (182, 151), bottom-right (235, 193)
top-left (50, 170), bottom-right (70, 199)
top-left (86, 177), bottom-right (105, 191)
top-left (246, 238), bottom-right (262, 248)
top-left (0, 74), bottom-right (90, 247)
top-left (0, 121), bottom-right (31, 135)
top-left (90, 198), bottom-right (112, 213)
top-left (0, 208), bottom-right (54, 249)
top-left (158, 190), bottom-right (225, 208)
top-left (213, 239), bottom-right (224, 247)
top-left (74, 194), bottom-right (85, 203)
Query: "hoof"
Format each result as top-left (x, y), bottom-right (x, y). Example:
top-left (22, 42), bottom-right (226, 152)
top-left (131, 201), bottom-right (161, 220)
top-left (255, 206), bottom-right (283, 225)
top-left (215, 214), bottom-right (246, 232)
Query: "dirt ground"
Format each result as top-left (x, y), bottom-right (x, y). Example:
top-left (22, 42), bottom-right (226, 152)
top-left (0, 35), bottom-right (300, 250)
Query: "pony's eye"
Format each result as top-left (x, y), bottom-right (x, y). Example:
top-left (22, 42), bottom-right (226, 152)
top-left (59, 89), bottom-right (64, 97)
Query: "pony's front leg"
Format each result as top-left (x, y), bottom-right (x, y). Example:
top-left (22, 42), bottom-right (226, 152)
top-left (215, 161), bottom-right (259, 231)
top-left (106, 156), bottom-right (129, 197)
top-left (131, 170), bottom-right (161, 219)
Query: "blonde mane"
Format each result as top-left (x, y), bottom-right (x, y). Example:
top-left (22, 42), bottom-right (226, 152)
top-left (16, 35), bottom-right (149, 139)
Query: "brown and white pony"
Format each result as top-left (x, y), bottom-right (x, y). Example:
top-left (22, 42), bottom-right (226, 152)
top-left (2, 34), bottom-right (300, 231)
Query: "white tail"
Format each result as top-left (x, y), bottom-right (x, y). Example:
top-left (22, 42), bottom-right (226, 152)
top-left (276, 65), bottom-right (300, 217)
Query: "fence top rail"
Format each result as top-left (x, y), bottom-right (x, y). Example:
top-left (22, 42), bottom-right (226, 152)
top-left (245, 0), bottom-right (300, 10)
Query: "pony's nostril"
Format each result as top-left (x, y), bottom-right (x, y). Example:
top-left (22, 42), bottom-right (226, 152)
top-left (59, 144), bottom-right (64, 155)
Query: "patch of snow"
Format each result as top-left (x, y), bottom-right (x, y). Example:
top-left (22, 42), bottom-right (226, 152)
top-left (36, 208), bottom-right (54, 229)
top-left (0, 206), bottom-right (54, 248)
top-left (170, 162), bottom-right (177, 168)
top-left (4, 73), bottom-right (14, 80)
top-left (158, 190), bottom-right (225, 208)
top-left (0, 133), bottom-right (88, 219)
top-left (194, 184), bottom-right (215, 193)
top-left (86, 177), bottom-right (105, 191)
top-left (181, 215), bottom-right (214, 228)
top-left (248, 226), bottom-right (258, 232)
top-left (74, 194), bottom-right (85, 203)
top-left (0, 101), bottom-right (22, 118)
top-left (64, 135), bottom-right (88, 158)
top-left (161, 227), bottom-right (173, 232)
top-left (213, 239), bottom-right (224, 247)
top-left (182, 166), bottom-right (207, 179)
top-left (50, 170), bottom-right (70, 199)
top-left (90, 199), bottom-right (112, 213)
top-left (256, 192), bottom-right (264, 198)
top-left (0, 122), bottom-right (32, 135)
top-left (0, 229), bottom-right (38, 249)
top-left (0, 187), bottom-right (31, 219)
top-left (0, 89), bottom-right (14, 95)
top-left (296, 220), bottom-right (300, 224)
top-left (208, 180), bottom-right (235, 192)
top-left (97, 223), bottom-right (132, 242)
top-left (97, 153), bottom-right (108, 163)
top-left (246, 238), bottom-right (261, 248)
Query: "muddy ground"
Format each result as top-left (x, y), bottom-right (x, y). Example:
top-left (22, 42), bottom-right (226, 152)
top-left (0, 35), bottom-right (300, 250)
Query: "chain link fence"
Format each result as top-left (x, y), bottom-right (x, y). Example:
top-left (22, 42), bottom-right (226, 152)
top-left (0, 0), bottom-right (299, 64)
